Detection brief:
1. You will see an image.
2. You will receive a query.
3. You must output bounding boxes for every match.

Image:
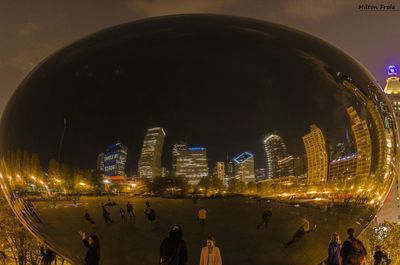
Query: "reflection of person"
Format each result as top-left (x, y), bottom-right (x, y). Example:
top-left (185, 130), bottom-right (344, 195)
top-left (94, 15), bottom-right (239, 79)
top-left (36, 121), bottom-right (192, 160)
top-left (126, 202), bottom-right (135, 218)
top-left (198, 208), bottom-right (207, 225)
top-left (340, 228), bottom-right (367, 265)
top-left (160, 225), bottom-right (188, 265)
top-left (373, 245), bottom-right (390, 265)
top-left (119, 208), bottom-right (126, 222)
top-left (40, 246), bottom-right (55, 265)
top-left (79, 232), bottom-right (100, 265)
top-left (84, 209), bottom-right (95, 224)
top-left (102, 204), bottom-right (112, 224)
top-left (327, 233), bottom-right (341, 265)
top-left (284, 218), bottom-right (316, 248)
top-left (146, 200), bottom-right (151, 208)
top-left (257, 208), bottom-right (272, 229)
top-left (144, 206), bottom-right (156, 223)
top-left (199, 235), bottom-right (222, 265)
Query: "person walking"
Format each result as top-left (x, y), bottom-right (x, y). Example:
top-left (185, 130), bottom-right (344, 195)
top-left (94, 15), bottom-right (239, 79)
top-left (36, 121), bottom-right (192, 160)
top-left (102, 204), bottom-right (112, 224)
top-left (146, 200), bottom-right (151, 208)
top-left (84, 209), bottom-right (95, 225)
top-left (284, 218), bottom-right (316, 248)
top-left (373, 245), bottom-right (390, 265)
top-left (198, 208), bottom-right (207, 225)
top-left (144, 206), bottom-right (156, 225)
top-left (119, 208), bottom-right (126, 222)
top-left (79, 232), bottom-right (100, 265)
top-left (327, 232), bottom-right (341, 265)
top-left (160, 225), bottom-right (188, 265)
top-left (199, 235), bottom-right (222, 265)
top-left (126, 202), bottom-right (135, 218)
top-left (340, 228), bottom-right (367, 265)
top-left (257, 208), bottom-right (272, 229)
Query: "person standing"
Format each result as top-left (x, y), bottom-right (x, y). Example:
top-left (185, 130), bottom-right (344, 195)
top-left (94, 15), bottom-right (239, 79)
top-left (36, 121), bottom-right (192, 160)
top-left (102, 204), bottom-right (112, 224)
top-left (40, 246), bottom-right (55, 265)
top-left (340, 228), bottom-right (367, 265)
top-left (160, 225), bottom-right (188, 265)
top-left (126, 202), bottom-right (135, 218)
top-left (199, 235), bottom-right (222, 265)
top-left (198, 208), bottom-right (207, 225)
top-left (79, 232), bottom-right (100, 265)
top-left (327, 233), bottom-right (341, 265)
top-left (119, 208), bottom-right (126, 222)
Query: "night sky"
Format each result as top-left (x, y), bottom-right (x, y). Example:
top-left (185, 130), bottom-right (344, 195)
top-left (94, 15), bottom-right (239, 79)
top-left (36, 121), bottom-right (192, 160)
top-left (1, 0), bottom-right (399, 121)
top-left (0, 15), bottom-right (377, 172)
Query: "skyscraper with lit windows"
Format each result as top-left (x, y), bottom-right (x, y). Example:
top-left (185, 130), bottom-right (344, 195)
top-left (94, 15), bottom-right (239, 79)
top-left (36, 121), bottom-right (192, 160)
top-left (233, 152), bottom-right (255, 183)
top-left (101, 143), bottom-right (128, 178)
top-left (172, 141), bottom-right (187, 172)
top-left (263, 134), bottom-right (287, 179)
top-left (176, 147), bottom-right (209, 185)
top-left (302, 125), bottom-right (328, 185)
top-left (216, 162), bottom-right (225, 181)
top-left (138, 127), bottom-right (166, 179)
top-left (384, 65), bottom-right (400, 118)
top-left (347, 106), bottom-right (372, 180)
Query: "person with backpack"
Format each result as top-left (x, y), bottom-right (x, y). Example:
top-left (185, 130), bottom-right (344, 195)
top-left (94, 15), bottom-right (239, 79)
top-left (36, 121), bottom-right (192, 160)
top-left (159, 225), bottom-right (188, 265)
top-left (373, 245), bottom-right (390, 265)
top-left (327, 232), bottom-right (341, 265)
top-left (340, 228), bottom-right (367, 265)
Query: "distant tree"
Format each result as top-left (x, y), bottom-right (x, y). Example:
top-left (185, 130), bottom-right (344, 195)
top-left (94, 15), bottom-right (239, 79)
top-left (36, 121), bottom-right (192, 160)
top-left (198, 176), bottom-right (224, 195)
top-left (247, 181), bottom-right (256, 193)
top-left (150, 176), bottom-right (189, 196)
top-left (227, 178), bottom-right (246, 193)
top-left (30, 153), bottom-right (44, 180)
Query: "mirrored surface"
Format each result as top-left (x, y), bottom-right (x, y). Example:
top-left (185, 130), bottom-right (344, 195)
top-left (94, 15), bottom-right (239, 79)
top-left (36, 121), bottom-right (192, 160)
top-left (0, 14), bottom-right (397, 265)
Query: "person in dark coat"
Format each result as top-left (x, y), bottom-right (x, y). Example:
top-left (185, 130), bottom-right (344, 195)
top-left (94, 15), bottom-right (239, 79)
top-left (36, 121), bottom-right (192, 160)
top-left (257, 208), bottom-right (272, 229)
top-left (40, 246), bottom-right (55, 265)
top-left (340, 228), bottom-right (367, 265)
top-left (373, 245), bottom-right (390, 265)
top-left (284, 218), bottom-right (315, 248)
top-left (84, 209), bottom-right (95, 225)
top-left (102, 204), bottom-right (112, 224)
top-left (160, 225), bottom-right (188, 265)
top-left (327, 232), bottom-right (341, 265)
top-left (126, 202), bottom-right (135, 218)
top-left (79, 232), bottom-right (100, 265)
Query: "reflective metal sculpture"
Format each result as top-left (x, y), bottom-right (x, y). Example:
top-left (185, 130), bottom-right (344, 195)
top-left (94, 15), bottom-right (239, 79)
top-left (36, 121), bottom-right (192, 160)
top-left (0, 14), bottom-right (397, 265)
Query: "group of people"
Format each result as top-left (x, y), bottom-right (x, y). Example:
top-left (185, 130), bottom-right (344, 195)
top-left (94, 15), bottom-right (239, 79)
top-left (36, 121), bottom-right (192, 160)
top-left (326, 228), bottom-right (390, 265)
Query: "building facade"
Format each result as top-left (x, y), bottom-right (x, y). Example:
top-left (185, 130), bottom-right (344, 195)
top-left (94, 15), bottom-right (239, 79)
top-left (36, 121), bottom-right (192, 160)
top-left (216, 162), bottom-right (225, 181)
top-left (102, 143), bottom-right (128, 178)
top-left (302, 125), bottom-right (328, 185)
top-left (138, 127), bottom-right (166, 179)
top-left (233, 152), bottom-right (255, 183)
top-left (263, 134), bottom-right (288, 179)
top-left (176, 147), bottom-right (209, 185)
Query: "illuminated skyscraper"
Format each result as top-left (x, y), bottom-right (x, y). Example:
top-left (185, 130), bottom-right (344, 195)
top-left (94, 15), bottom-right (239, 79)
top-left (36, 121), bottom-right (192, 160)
top-left (233, 152), bottom-right (255, 183)
top-left (102, 143), bottom-right (128, 178)
top-left (263, 134), bottom-right (287, 178)
top-left (172, 141), bottom-right (187, 172)
top-left (138, 127), bottom-right (166, 179)
top-left (277, 155), bottom-right (295, 177)
top-left (302, 125), bottom-right (328, 185)
top-left (328, 154), bottom-right (357, 182)
top-left (347, 107), bottom-right (372, 180)
top-left (97, 152), bottom-right (105, 172)
top-left (384, 65), bottom-right (400, 118)
top-left (176, 147), bottom-right (209, 185)
top-left (216, 162), bottom-right (225, 181)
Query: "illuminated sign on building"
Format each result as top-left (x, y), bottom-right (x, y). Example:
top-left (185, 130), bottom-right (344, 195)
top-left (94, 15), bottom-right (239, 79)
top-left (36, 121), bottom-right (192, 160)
top-left (388, 65), bottom-right (398, 76)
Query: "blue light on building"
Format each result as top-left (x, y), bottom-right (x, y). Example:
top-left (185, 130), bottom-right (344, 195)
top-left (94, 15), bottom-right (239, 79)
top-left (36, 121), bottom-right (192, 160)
top-left (388, 65), bottom-right (398, 76)
top-left (188, 147), bottom-right (206, 151)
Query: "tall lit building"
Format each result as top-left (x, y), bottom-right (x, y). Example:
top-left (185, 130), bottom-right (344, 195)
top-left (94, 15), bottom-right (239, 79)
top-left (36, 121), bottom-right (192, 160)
top-left (302, 125), bottom-right (328, 185)
top-left (176, 147), bottom-right (209, 185)
top-left (384, 65), bottom-right (400, 118)
top-left (102, 143), bottom-right (128, 178)
top-left (277, 155), bottom-right (295, 177)
top-left (328, 154), bottom-right (357, 182)
top-left (379, 64), bottom-right (400, 223)
top-left (172, 141), bottom-right (187, 172)
top-left (263, 134), bottom-right (288, 179)
top-left (255, 168), bottom-right (267, 180)
top-left (233, 152), bottom-right (255, 183)
top-left (216, 162), bottom-right (225, 181)
top-left (97, 152), bottom-right (105, 172)
top-left (347, 107), bottom-right (372, 180)
top-left (138, 127), bottom-right (166, 179)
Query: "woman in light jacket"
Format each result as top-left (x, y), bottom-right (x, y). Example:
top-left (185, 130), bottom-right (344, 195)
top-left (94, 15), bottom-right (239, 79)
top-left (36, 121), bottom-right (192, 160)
top-left (199, 235), bottom-right (222, 265)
